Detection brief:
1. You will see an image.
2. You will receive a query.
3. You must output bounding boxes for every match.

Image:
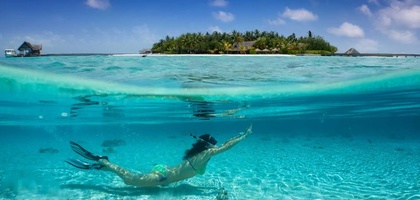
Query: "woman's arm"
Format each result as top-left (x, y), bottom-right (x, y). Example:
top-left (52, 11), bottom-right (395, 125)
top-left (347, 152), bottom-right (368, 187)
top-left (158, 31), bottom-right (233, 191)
top-left (209, 124), bottom-right (253, 156)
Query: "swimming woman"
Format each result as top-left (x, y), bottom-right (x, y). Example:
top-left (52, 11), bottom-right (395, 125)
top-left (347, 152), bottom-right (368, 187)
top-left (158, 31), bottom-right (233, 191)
top-left (65, 124), bottom-right (252, 187)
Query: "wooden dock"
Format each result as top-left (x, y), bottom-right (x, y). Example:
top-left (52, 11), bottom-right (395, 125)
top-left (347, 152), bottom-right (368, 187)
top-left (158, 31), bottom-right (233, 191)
top-left (331, 53), bottom-right (420, 58)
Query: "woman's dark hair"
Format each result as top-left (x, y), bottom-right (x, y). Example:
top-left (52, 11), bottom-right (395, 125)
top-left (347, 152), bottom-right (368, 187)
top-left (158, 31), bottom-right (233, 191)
top-left (183, 134), bottom-right (217, 160)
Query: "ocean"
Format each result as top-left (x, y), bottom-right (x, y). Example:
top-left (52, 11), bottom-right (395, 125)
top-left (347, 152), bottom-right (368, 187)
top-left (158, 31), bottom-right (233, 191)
top-left (0, 55), bottom-right (419, 199)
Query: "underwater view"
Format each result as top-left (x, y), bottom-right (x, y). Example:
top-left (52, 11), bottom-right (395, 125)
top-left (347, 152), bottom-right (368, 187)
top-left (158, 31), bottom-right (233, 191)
top-left (0, 55), bottom-right (419, 199)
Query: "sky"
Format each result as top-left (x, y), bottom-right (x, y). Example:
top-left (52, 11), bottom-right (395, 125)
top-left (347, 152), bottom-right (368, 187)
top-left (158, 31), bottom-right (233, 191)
top-left (0, 0), bottom-right (419, 54)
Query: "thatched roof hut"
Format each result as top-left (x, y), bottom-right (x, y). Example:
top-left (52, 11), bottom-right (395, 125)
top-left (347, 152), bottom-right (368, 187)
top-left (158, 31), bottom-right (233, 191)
top-left (262, 48), bottom-right (270, 53)
top-left (18, 41), bottom-right (42, 56)
top-left (232, 41), bottom-right (255, 50)
top-left (231, 41), bottom-right (256, 53)
top-left (345, 48), bottom-right (360, 55)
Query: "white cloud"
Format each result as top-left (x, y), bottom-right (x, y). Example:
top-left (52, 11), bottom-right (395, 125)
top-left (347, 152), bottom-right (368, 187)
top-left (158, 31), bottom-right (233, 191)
top-left (359, 5), bottom-right (372, 16)
top-left (208, 26), bottom-right (222, 33)
top-left (75, 25), bottom-right (158, 53)
top-left (212, 11), bottom-right (234, 22)
top-left (395, 5), bottom-right (420, 29)
top-left (7, 31), bottom-right (66, 53)
top-left (369, 0), bottom-right (420, 43)
top-left (368, 0), bottom-right (380, 6)
top-left (377, 4), bottom-right (420, 29)
top-left (131, 25), bottom-right (159, 46)
top-left (328, 22), bottom-right (365, 38)
top-left (355, 38), bottom-right (379, 52)
top-left (281, 7), bottom-right (318, 22)
top-left (209, 0), bottom-right (228, 7)
top-left (387, 30), bottom-right (418, 43)
top-left (4, 25), bottom-right (159, 53)
top-left (85, 0), bottom-right (110, 10)
top-left (25, 32), bottom-right (65, 48)
top-left (268, 17), bottom-right (286, 26)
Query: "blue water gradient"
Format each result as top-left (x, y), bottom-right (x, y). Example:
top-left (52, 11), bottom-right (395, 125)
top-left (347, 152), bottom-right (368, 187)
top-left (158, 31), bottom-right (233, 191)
top-left (0, 55), bottom-right (419, 199)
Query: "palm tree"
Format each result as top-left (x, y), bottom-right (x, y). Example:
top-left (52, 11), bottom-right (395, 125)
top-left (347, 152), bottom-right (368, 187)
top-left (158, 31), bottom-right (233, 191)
top-left (287, 33), bottom-right (296, 42)
top-left (222, 40), bottom-right (232, 54)
top-left (232, 30), bottom-right (244, 44)
top-left (244, 31), bottom-right (254, 41)
top-left (239, 45), bottom-right (247, 54)
top-left (254, 37), bottom-right (268, 50)
top-left (253, 29), bottom-right (260, 39)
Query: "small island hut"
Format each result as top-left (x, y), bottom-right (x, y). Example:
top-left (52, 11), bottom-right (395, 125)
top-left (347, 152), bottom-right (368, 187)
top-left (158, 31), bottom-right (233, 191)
top-left (262, 48), bottom-right (270, 54)
top-left (231, 41), bottom-right (256, 54)
top-left (345, 48), bottom-right (360, 56)
top-left (18, 41), bottom-right (42, 56)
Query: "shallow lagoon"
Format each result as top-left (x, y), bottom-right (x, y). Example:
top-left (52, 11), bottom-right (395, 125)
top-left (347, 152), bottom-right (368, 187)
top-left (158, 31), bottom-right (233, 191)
top-left (0, 55), bottom-right (419, 199)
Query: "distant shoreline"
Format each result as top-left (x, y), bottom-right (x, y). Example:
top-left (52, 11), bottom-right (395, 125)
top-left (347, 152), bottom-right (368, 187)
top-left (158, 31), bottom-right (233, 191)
top-left (149, 54), bottom-right (296, 56)
top-left (38, 53), bottom-right (420, 58)
top-left (42, 53), bottom-right (116, 57)
top-left (40, 53), bottom-right (298, 57)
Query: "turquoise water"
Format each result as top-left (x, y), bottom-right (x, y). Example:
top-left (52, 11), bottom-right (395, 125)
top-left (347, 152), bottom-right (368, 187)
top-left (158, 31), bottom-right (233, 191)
top-left (0, 55), bottom-right (419, 199)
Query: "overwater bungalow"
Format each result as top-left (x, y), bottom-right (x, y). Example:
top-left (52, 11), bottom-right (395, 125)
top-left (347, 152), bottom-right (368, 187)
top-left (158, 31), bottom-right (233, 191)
top-left (18, 41), bottom-right (42, 56)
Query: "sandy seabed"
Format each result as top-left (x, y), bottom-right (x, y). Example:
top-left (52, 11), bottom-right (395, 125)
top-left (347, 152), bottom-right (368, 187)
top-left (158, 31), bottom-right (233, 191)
top-left (1, 130), bottom-right (419, 200)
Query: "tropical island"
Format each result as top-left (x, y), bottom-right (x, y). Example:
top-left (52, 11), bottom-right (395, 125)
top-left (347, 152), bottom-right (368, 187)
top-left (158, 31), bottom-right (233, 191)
top-left (151, 30), bottom-right (338, 55)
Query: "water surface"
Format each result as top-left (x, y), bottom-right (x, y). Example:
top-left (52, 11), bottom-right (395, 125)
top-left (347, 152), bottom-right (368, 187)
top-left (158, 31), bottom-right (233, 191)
top-left (0, 55), bottom-right (419, 199)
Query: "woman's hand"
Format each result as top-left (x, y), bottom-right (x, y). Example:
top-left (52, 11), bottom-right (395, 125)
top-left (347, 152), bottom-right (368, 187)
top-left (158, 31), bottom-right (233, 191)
top-left (209, 124), bottom-right (253, 156)
top-left (240, 124), bottom-right (253, 137)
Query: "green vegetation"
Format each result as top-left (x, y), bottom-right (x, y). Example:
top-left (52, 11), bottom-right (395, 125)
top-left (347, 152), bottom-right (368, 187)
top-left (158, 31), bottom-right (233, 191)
top-left (151, 30), bottom-right (337, 55)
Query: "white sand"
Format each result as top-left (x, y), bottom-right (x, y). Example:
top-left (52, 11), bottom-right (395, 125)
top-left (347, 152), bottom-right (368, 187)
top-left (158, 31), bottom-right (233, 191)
top-left (1, 129), bottom-right (419, 199)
